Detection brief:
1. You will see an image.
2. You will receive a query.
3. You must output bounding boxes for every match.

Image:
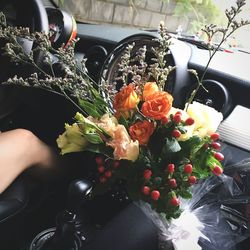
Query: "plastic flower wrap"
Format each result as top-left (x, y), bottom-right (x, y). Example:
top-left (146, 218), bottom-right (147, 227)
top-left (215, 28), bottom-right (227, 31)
top-left (136, 171), bottom-right (250, 250)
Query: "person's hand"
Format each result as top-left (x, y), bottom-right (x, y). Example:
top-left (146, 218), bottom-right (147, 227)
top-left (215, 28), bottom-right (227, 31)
top-left (0, 129), bottom-right (57, 193)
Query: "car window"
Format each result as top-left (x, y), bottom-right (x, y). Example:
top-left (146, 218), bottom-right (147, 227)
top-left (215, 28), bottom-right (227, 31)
top-left (52, 0), bottom-right (250, 52)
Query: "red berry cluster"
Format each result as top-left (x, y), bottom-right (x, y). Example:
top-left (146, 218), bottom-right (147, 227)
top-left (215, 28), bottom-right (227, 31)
top-left (95, 157), bottom-right (120, 183)
top-left (171, 112), bottom-right (182, 138)
top-left (165, 163), bottom-right (180, 206)
top-left (166, 163), bottom-right (177, 189)
top-left (208, 133), bottom-right (224, 176)
top-left (212, 165), bottom-right (223, 176)
top-left (141, 164), bottom-right (180, 205)
top-left (167, 162), bottom-right (197, 205)
top-left (142, 169), bottom-right (161, 201)
top-left (141, 161), bottom-right (198, 208)
top-left (167, 111), bottom-right (195, 139)
top-left (183, 163), bottom-right (197, 185)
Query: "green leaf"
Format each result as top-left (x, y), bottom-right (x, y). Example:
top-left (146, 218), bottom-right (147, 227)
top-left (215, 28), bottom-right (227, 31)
top-left (206, 154), bottom-right (223, 169)
top-left (84, 133), bottom-right (103, 144)
top-left (162, 138), bottom-right (181, 155)
top-left (78, 99), bottom-right (102, 118)
top-left (177, 125), bottom-right (187, 134)
top-left (90, 88), bottom-right (110, 114)
top-left (91, 88), bottom-right (108, 107)
top-left (179, 189), bottom-right (192, 199)
top-left (118, 114), bottom-right (129, 129)
top-left (180, 136), bottom-right (203, 156)
top-left (85, 143), bottom-right (113, 156)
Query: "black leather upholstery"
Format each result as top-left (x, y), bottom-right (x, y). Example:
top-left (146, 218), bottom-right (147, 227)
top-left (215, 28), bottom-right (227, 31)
top-left (0, 177), bottom-right (28, 224)
top-left (86, 203), bottom-right (159, 250)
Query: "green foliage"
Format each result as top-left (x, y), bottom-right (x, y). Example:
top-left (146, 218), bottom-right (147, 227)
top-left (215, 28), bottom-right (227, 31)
top-left (78, 88), bottom-right (110, 118)
top-left (173, 0), bottom-right (222, 34)
top-left (56, 0), bottom-right (64, 7)
top-left (78, 100), bottom-right (102, 118)
top-left (85, 144), bottom-right (113, 158)
top-left (162, 138), bottom-right (181, 155)
top-left (186, 0), bottom-right (250, 107)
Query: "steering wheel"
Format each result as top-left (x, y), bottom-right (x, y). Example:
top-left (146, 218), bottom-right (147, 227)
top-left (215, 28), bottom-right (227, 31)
top-left (99, 34), bottom-right (192, 109)
top-left (0, 0), bottom-right (49, 77)
top-left (0, 0), bottom-right (49, 120)
top-left (0, 0), bottom-right (48, 232)
top-left (0, 0), bottom-right (48, 32)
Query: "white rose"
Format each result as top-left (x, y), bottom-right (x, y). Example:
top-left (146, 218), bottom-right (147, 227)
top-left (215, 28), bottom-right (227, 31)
top-left (186, 102), bottom-right (223, 137)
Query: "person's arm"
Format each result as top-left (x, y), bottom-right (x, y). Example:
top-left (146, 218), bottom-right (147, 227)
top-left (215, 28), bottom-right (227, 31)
top-left (0, 129), bottom-right (58, 194)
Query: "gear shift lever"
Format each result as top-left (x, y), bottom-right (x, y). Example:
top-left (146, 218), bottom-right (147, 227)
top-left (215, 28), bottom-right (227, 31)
top-left (29, 179), bottom-right (92, 250)
top-left (67, 179), bottom-right (93, 214)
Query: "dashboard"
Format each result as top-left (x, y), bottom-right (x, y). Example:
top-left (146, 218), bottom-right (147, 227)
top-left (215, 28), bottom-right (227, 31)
top-left (72, 21), bottom-right (250, 158)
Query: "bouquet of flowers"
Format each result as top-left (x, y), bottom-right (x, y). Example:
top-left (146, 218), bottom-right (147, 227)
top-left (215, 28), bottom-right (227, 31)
top-left (56, 68), bottom-right (224, 220)
top-left (1, 0), bottom-right (250, 248)
top-left (52, 20), bottom-right (227, 219)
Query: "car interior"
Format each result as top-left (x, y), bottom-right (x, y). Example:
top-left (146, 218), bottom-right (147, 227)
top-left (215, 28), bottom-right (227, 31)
top-left (0, 0), bottom-right (250, 249)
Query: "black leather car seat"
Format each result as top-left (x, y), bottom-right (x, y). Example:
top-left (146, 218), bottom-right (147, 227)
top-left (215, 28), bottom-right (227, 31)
top-left (0, 176), bottom-right (29, 249)
top-left (0, 176), bottom-right (28, 223)
top-left (85, 203), bottom-right (159, 250)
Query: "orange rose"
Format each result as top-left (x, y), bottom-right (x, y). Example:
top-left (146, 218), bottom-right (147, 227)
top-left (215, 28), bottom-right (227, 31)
top-left (143, 82), bottom-right (159, 101)
top-left (129, 120), bottom-right (155, 145)
top-left (141, 91), bottom-right (173, 120)
top-left (113, 84), bottom-right (140, 118)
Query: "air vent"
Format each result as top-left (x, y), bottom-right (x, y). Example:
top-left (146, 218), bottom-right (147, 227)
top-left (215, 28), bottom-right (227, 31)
top-left (193, 79), bottom-right (232, 117)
